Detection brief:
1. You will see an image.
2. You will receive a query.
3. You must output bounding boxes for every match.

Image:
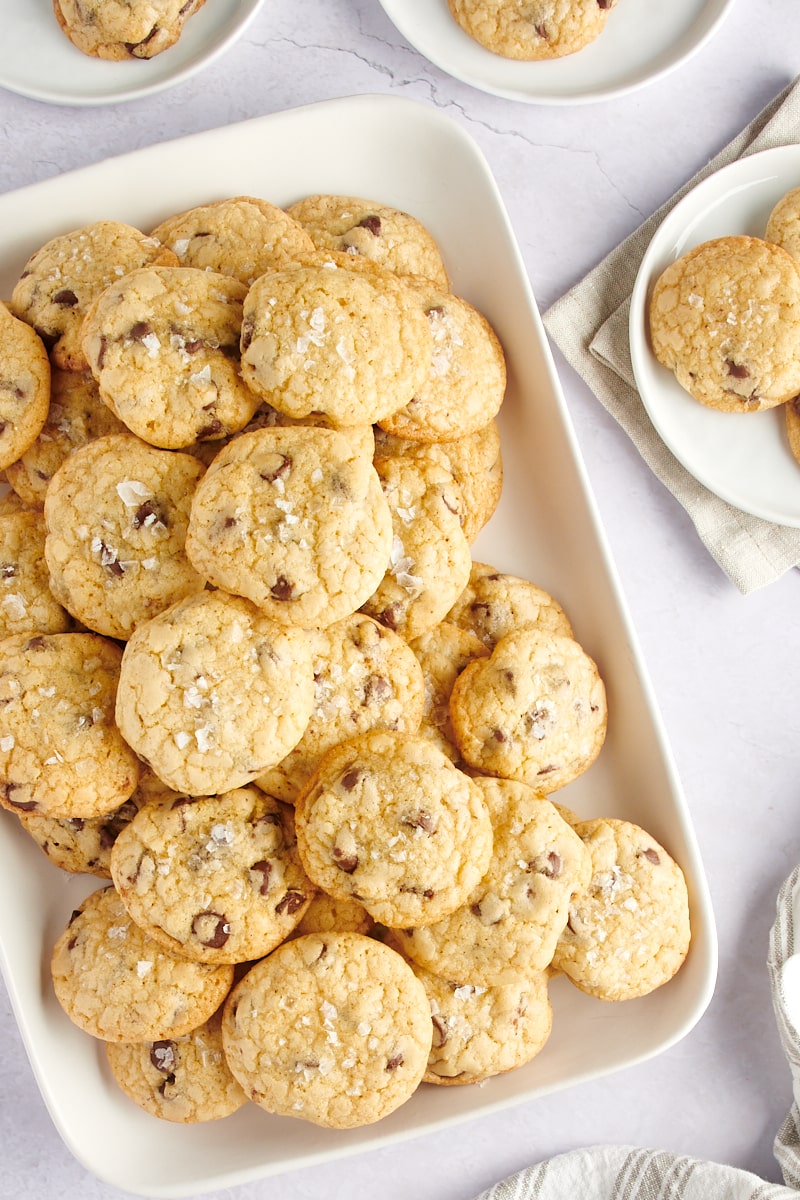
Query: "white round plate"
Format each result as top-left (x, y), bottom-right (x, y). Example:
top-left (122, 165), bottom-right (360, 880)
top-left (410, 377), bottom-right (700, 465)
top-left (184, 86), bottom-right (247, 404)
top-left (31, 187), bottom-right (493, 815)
top-left (629, 144), bottom-right (800, 528)
top-left (377, 0), bottom-right (735, 105)
top-left (0, 0), bottom-right (265, 107)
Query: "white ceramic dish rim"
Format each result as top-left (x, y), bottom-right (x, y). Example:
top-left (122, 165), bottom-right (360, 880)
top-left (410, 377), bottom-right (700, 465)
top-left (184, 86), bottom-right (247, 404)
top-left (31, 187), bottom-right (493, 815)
top-left (0, 95), bottom-right (717, 1197)
top-left (0, 0), bottom-right (265, 107)
top-left (377, 0), bottom-right (736, 106)
top-left (629, 143), bottom-right (800, 528)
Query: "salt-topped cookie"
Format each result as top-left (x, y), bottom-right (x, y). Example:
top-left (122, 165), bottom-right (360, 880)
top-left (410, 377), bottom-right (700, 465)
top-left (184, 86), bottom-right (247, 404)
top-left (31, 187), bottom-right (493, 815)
top-left (221, 932), bottom-right (432, 1128)
top-left (552, 817), bottom-right (692, 1002)
top-left (649, 235), bottom-right (800, 412)
top-left (51, 884), bottom-right (233, 1042)
top-left (114, 590), bottom-right (315, 796)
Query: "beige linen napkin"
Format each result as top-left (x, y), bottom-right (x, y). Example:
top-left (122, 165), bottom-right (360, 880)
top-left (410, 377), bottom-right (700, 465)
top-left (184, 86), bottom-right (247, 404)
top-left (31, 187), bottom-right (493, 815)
top-left (543, 78), bottom-right (800, 595)
top-left (470, 862), bottom-right (800, 1200)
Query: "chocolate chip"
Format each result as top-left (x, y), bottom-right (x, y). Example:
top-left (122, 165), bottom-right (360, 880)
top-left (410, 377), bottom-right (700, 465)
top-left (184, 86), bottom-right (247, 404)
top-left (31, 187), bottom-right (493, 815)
top-left (491, 728), bottom-right (507, 743)
top-left (240, 318), bottom-right (254, 352)
top-left (0, 563), bottom-right (17, 578)
top-left (431, 1015), bottom-right (448, 1048)
top-left (270, 576), bottom-right (294, 601)
top-left (402, 810), bottom-right (435, 833)
top-left (129, 321), bottom-right (154, 342)
top-left (640, 847), bottom-right (660, 865)
top-left (25, 635), bottom-right (48, 650)
top-left (385, 1052), bottom-right (404, 1071)
top-left (132, 499), bottom-right (167, 530)
top-left (53, 288), bottom-right (79, 308)
top-left (97, 334), bottom-right (108, 369)
top-left (529, 851), bottom-right (562, 878)
top-left (275, 890), bottom-right (305, 915)
top-left (339, 768), bottom-right (361, 790)
top-left (362, 675), bottom-right (391, 705)
top-left (425, 305), bottom-right (445, 318)
top-left (191, 910), bottom-right (230, 948)
top-left (196, 417), bottom-right (224, 440)
top-left (725, 359), bottom-right (750, 379)
top-left (375, 603), bottom-right (402, 631)
top-left (535, 22), bottom-right (548, 37)
top-left (150, 1040), bottom-right (178, 1075)
top-left (250, 859), bottom-right (272, 895)
top-left (3, 784), bottom-right (35, 812)
top-left (260, 455), bottom-right (293, 483)
top-left (356, 215), bottom-right (382, 236)
top-left (333, 847), bottom-right (359, 873)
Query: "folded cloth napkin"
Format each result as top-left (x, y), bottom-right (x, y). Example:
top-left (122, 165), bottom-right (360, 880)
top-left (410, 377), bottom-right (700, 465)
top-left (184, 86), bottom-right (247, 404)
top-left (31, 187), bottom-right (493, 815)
top-left (471, 863), bottom-right (800, 1200)
top-left (543, 77), bottom-right (800, 595)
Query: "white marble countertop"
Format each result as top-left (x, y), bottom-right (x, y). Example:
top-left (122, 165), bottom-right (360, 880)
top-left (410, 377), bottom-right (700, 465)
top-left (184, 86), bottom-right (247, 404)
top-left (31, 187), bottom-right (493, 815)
top-left (2, 2), bottom-right (800, 1197)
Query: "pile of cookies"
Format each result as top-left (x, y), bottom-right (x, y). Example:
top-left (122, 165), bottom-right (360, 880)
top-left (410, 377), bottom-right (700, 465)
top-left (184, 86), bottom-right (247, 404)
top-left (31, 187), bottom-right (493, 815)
top-left (52, 0), bottom-right (208, 61)
top-left (0, 191), bottom-right (691, 1130)
top-left (648, 183), bottom-right (800, 465)
top-left (447, 0), bottom-right (622, 62)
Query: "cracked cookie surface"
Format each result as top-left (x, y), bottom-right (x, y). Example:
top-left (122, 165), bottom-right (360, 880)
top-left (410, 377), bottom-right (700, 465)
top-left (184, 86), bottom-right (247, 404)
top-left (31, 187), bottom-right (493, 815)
top-left (0, 510), bottom-right (73, 639)
top-left (0, 302), bottom-right (50, 472)
top-left (114, 590), bottom-right (315, 796)
top-left (81, 265), bottom-right (258, 448)
top-left (185, 425), bottom-right (393, 628)
top-left (44, 433), bottom-right (206, 640)
top-left (240, 264), bottom-right (432, 428)
top-left (446, 0), bottom-right (615, 60)
top-left (11, 221), bottom-right (176, 370)
top-left (111, 786), bottom-right (315, 964)
top-left (649, 235), bottom-right (800, 412)
top-left (53, 0), bottom-right (208, 59)
top-left (51, 884), bottom-right (233, 1041)
top-left (221, 932), bottom-right (432, 1128)
top-left (449, 627), bottom-right (607, 793)
top-left (255, 613), bottom-right (425, 803)
top-left (0, 631), bottom-right (140, 819)
top-left (294, 730), bottom-right (493, 928)
top-left (552, 817), bottom-right (691, 1002)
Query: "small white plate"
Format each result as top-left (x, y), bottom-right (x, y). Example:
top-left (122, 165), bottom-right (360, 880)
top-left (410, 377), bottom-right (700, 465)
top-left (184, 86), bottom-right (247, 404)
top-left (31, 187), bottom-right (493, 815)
top-left (629, 144), bottom-right (800, 528)
top-left (0, 0), bottom-right (265, 107)
top-left (377, 0), bottom-right (735, 106)
top-left (0, 95), bottom-right (715, 1198)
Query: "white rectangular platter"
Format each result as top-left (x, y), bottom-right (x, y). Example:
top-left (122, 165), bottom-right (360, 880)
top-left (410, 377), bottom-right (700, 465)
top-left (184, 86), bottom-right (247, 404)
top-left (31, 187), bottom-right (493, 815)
top-left (0, 95), bottom-right (716, 1198)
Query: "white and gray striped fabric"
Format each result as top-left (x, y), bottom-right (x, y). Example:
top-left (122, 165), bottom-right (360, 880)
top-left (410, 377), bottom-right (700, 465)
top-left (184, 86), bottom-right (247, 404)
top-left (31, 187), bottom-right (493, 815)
top-left (473, 866), bottom-right (800, 1200)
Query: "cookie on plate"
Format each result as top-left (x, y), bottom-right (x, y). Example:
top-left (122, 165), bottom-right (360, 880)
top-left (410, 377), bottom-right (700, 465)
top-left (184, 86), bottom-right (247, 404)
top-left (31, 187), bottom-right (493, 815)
top-left (449, 627), bottom-right (607, 793)
top-left (385, 935), bottom-right (553, 1086)
top-left (185, 425), bottom-right (393, 628)
top-left (0, 509), bottom-right (73, 639)
top-left (374, 419), bottom-right (503, 544)
top-left (445, 561), bottom-right (572, 650)
top-left (53, 0), bottom-right (208, 59)
top-left (377, 280), bottom-right (506, 442)
top-left (240, 264), bottom-right (433, 428)
top-left (785, 395), bottom-right (800, 465)
top-left (765, 186), bottom-right (800, 263)
top-left (392, 777), bottom-right (591, 986)
top-left (10, 221), bottom-right (176, 371)
top-left (44, 433), bottom-right (206, 639)
top-left (81, 265), bottom-right (259, 449)
top-left (294, 730), bottom-right (493, 928)
top-left (361, 454), bottom-right (472, 642)
top-left (0, 631), bottom-right (140, 819)
top-left (285, 195), bottom-right (449, 289)
top-left (16, 781), bottom-right (151, 878)
top-left (114, 590), bottom-right (315, 796)
top-left (648, 235), bottom-right (800, 412)
top-left (0, 302), bottom-right (50, 472)
top-left (5, 369), bottom-right (128, 508)
top-left (255, 613), bottom-right (426, 803)
top-left (408, 621), bottom-right (489, 762)
top-left (552, 817), bottom-right (692, 1002)
top-left (221, 932), bottom-right (432, 1127)
top-left (105, 1008), bottom-right (248, 1123)
top-left (51, 884), bottom-right (233, 1042)
top-left (111, 786), bottom-right (316, 964)
top-left (150, 196), bottom-right (316, 284)
top-left (446, 0), bottom-right (616, 60)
